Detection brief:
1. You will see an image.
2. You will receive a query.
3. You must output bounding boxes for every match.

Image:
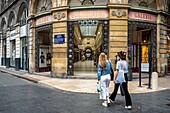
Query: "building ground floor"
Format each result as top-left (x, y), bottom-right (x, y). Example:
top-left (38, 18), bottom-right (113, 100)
top-left (1, 21), bottom-right (170, 79)
top-left (1, 9), bottom-right (170, 78)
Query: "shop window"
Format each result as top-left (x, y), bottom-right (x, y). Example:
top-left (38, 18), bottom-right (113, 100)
top-left (141, 30), bottom-right (151, 63)
top-left (10, 40), bottom-right (16, 67)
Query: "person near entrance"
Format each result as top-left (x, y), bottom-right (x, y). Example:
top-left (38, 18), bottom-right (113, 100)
top-left (109, 51), bottom-right (132, 110)
top-left (97, 52), bottom-right (114, 107)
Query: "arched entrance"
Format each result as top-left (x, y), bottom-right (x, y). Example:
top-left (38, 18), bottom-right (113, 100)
top-left (67, 20), bottom-right (109, 76)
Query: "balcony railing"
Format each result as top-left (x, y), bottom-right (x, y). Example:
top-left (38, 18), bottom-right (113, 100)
top-left (2, 31), bottom-right (6, 39)
top-left (0, 0), bottom-right (16, 13)
top-left (10, 25), bottom-right (15, 31)
top-left (20, 19), bottom-right (26, 26)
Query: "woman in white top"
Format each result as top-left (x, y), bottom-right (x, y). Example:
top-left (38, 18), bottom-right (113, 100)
top-left (109, 51), bottom-right (132, 110)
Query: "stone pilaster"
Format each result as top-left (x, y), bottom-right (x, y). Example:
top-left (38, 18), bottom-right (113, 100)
top-left (108, 4), bottom-right (130, 68)
top-left (51, 6), bottom-right (69, 76)
top-left (0, 31), bottom-right (2, 66)
top-left (157, 14), bottom-right (168, 76)
top-left (6, 28), bottom-right (10, 68)
top-left (27, 18), bottom-right (36, 73)
top-left (14, 23), bottom-right (20, 70)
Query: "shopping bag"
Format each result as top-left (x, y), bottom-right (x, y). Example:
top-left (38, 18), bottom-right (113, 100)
top-left (116, 70), bottom-right (126, 83)
top-left (120, 83), bottom-right (125, 96)
top-left (97, 83), bottom-right (102, 92)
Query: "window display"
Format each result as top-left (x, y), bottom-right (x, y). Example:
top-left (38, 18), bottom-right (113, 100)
top-left (39, 45), bottom-right (51, 68)
top-left (142, 45), bottom-right (149, 63)
top-left (10, 41), bottom-right (16, 67)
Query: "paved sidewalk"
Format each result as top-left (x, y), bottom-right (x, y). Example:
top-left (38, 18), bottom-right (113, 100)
top-left (0, 66), bottom-right (170, 94)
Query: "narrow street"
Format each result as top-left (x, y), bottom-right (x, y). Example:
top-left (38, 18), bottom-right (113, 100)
top-left (0, 72), bottom-right (170, 113)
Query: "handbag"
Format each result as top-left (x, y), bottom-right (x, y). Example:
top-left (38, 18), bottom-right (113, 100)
top-left (116, 70), bottom-right (126, 83)
top-left (97, 83), bottom-right (102, 92)
top-left (120, 83), bottom-right (125, 96)
top-left (109, 61), bottom-right (114, 80)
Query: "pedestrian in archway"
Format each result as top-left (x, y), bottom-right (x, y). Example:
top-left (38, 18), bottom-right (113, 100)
top-left (109, 51), bottom-right (132, 110)
top-left (97, 52), bottom-right (114, 107)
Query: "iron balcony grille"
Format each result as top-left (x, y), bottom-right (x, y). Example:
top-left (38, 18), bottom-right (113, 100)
top-left (20, 19), bottom-right (26, 26)
top-left (10, 25), bottom-right (15, 31)
top-left (2, 31), bottom-right (6, 39)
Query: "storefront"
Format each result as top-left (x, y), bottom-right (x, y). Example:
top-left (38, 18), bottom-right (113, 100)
top-left (128, 10), bottom-right (157, 76)
top-left (10, 29), bottom-right (16, 67)
top-left (1, 32), bottom-right (6, 66)
top-left (35, 15), bottom-right (52, 72)
top-left (67, 8), bottom-right (109, 75)
top-left (166, 17), bottom-right (170, 74)
top-left (20, 19), bottom-right (28, 70)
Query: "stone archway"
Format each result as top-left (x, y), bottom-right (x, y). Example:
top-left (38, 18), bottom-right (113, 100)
top-left (67, 20), bottom-right (109, 76)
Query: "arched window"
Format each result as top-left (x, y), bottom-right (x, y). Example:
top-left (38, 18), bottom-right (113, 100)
top-left (21, 8), bottom-right (27, 21)
top-left (1, 18), bottom-right (7, 31)
top-left (69, 0), bottom-right (108, 6)
top-left (168, 3), bottom-right (170, 13)
top-left (8, 11), bottom-right (15, 27)
top-left (20, 8), bottom-right (28, 25)
top-left (36, 0), bottom-right (52, 14)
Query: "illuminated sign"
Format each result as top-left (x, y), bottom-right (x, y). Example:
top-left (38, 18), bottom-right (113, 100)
top-left (69, 9), bottom-right (109, 20)
top-left (129, 11), bottom-right (157, 22)
top-left (36, 15), bottom-right (52, 25)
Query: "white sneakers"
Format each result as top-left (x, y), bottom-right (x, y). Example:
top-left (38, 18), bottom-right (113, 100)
top-left (125, 106), bottom-right (132, 110)
top-left (102, 100), bottom-right (132, 110)
top-left (102, 101), bottom-right (108, 107)
top-left (107, 98), bottom-right (110, 105)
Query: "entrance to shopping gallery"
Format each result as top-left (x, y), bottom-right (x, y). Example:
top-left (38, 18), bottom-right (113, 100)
top-left (67, 20), bottom-right (109, 77)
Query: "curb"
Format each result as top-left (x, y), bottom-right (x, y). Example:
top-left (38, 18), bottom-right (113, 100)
top-left (0, 69), bottom-right (38, 83)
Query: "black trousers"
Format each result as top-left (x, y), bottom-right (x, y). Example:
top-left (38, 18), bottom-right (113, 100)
top-left (109, 73), bottom-right (132, 106)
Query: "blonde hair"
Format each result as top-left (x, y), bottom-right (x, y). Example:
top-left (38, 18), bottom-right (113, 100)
top-left (98, 52), bottom-right (107, 70)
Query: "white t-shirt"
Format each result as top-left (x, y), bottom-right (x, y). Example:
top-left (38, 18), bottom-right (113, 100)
top-left (116, 60), bottom-right (128, 73)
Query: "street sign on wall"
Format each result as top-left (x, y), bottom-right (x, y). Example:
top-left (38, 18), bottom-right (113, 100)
top-left (54, 34), bottom-right (65, 44)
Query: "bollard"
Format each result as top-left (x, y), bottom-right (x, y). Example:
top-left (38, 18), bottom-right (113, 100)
top-left (151, 72), bottom-right (158, 90)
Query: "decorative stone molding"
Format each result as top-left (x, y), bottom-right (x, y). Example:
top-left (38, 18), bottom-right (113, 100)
top-left (54, 12), bottom-right (66, 20)
top-left (112, 10), bottom-right (126, 18)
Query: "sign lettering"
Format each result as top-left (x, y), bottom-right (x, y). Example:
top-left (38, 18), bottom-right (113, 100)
top-left (129, 11), bottom-right (157, 22)
top-left (36, 15), bottom-right (52, 25)
top-left (54, 34), bottom-right (65, 44)
top-left (69, 10), bottom-right (109, 20)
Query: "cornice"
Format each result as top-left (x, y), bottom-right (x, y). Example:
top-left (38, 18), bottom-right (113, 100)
top-left (51, 6), bottom-right (70, 12)
top-left (107, 4), bottom-right (130, 9)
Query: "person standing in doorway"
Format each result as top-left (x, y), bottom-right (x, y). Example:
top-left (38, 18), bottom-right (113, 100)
top-left (109, 51), bottom-right (132, 110)
top-left (97, 52), bottom-right (113, 107)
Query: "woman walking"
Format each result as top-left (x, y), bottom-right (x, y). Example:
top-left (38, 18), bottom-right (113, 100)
top-left (109, 51), bottom-right (132, 110)
top-left (97, 52), bottom-right (113, 107)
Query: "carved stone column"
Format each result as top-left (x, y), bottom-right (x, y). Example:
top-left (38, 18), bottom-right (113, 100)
top-left (6, 28), bottom-right (10, 68)
top-left (108, 4), bottom-right (130, 69)
top-left (51, 6), bottom-right (69, 76)
top-left (27, 17), bottom-right (36, 73)
top-left (14, 23), bottom-right (20, 70)
top-left (0, 31), bottom-right (2, 65)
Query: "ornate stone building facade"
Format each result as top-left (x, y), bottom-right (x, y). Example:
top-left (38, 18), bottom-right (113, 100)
top-left (0, 0), bottom-right (29, 71)
top-left (1, 0), bottom-right (170, 78)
